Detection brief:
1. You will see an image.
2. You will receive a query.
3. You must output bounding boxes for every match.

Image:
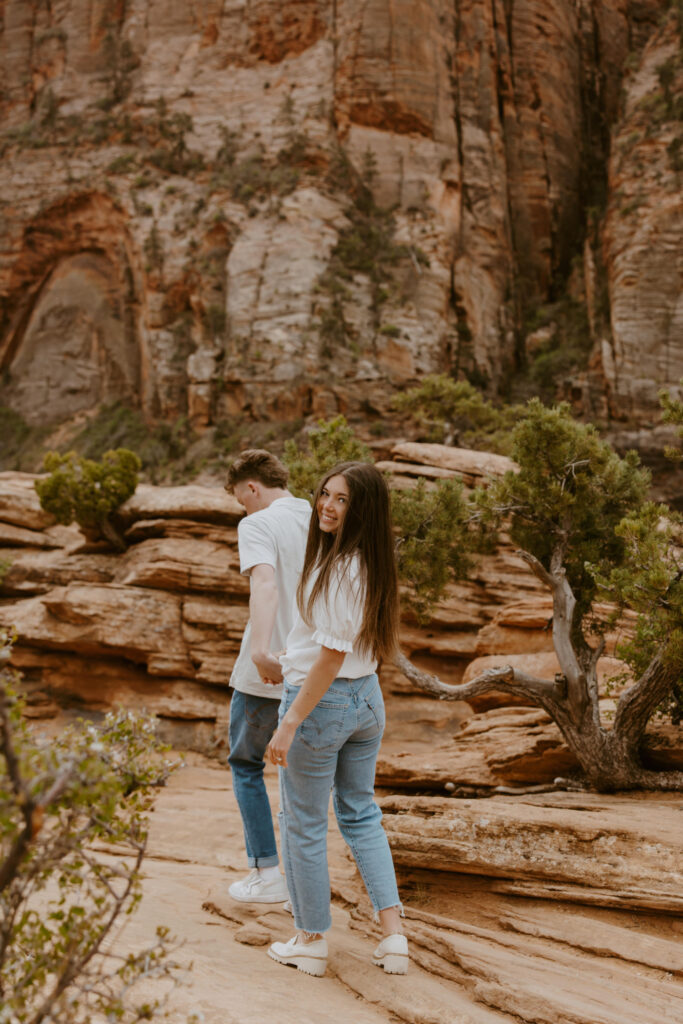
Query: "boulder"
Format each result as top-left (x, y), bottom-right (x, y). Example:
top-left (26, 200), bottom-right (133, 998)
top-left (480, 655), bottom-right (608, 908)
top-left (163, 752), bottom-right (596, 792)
top-left (0, 473), bottom-right (54, 530)
top-left (381, 790), bottom-right (683, 907)
top-left (0, 584), bottom-right (195, 677)
top-left (391, 442), bottom-right (517, 483)
top-left (117, 537), bottom-right (249, 596)
top-left (118, 484), bottom-right (243, 526)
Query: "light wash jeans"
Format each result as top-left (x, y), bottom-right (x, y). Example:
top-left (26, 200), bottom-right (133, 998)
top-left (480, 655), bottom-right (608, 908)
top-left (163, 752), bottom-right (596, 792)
top-left (278, 674), bottom-right (401, 933)
top-left (228, 690), bottom-right (281, 868)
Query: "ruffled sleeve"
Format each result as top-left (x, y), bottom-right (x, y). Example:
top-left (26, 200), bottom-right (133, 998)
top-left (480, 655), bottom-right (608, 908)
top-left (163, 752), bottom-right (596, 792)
top-left (311, 559), bottom-right (365, 654)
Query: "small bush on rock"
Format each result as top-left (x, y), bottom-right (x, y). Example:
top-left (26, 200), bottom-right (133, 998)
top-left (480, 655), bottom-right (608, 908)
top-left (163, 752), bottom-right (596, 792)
top-left (35, 448), bottom-right (141, 550)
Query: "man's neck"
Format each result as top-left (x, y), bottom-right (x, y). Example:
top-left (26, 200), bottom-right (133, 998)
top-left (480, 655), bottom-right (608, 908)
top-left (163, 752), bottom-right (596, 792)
top-left (260, 487), bottom-right (291, 509)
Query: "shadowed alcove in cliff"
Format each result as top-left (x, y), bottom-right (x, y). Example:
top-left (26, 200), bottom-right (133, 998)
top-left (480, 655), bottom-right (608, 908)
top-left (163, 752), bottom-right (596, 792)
top-left (1, 251), bottom-right (140, 424)
top-left (0, 192), bottom-right (145, 426)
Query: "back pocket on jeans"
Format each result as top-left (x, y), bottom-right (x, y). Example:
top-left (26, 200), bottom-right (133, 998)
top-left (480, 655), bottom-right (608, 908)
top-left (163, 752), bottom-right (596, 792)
top-left (299, 700), bottom-right (347, 751)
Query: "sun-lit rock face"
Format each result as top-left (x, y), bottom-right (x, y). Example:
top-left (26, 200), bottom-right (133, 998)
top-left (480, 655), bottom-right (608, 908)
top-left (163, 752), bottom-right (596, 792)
top-left (601, 14), bottom-right (683, 418)
top-left (0, 0), bottom-right (677, 431)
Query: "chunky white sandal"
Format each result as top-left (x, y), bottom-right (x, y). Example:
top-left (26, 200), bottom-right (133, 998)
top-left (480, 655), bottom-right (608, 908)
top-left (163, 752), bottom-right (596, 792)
top-left (372, 933), bottom-right (409, 974)
top-left (268, 933), bottom-right (328, 977)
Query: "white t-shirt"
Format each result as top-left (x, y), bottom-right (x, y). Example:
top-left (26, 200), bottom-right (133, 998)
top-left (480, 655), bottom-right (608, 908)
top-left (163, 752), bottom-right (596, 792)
top-left (230, 495), bottom-right (311, 698)
top-left (279, 554), bottom-right (378, 686)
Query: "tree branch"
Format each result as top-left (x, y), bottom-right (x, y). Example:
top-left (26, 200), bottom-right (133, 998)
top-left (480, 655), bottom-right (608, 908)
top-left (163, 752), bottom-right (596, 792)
top-left (0, 683), bottom-right (75, 892)
top-left (393, 650), bottom-right (565, 704)
top-left (612, 651), bottom-right (678, 744)
top-left (516, 548), bottom-right (592, 718)
top-left (0, 687), bottom-right (35, 892)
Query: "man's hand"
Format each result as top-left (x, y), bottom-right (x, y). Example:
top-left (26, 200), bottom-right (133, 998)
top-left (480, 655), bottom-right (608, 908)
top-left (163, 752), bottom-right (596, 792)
top-left (252, 651), bottom-right (283, 685)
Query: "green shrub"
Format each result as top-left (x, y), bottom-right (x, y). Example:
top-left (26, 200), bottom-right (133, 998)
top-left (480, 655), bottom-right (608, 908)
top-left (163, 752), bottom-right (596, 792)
top-left (107, 152), bottom-right (137, 174)
top-left (393, 375), bottom-right (525, 453)
top-left (524, 295), bottom-right (593, 398)
top-left (0, 634), bottom-right (183, 1022)
top-left (35, 448), bottom-right (141, 549)
top-left (391, 477), bottom-right (472, 622)
top-left (283, 416), bottom-right (372, 499)
top-left (314, 145), bottom-right (412, 350)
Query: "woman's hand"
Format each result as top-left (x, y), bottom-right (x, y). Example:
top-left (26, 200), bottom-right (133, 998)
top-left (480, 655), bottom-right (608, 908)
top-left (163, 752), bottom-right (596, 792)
top-left (266, 717), bottom-right (298, 768)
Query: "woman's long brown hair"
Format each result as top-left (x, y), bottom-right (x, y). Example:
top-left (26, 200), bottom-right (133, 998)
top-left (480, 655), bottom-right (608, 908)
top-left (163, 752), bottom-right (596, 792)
top-left (297, 462), bottom-right (400, 662)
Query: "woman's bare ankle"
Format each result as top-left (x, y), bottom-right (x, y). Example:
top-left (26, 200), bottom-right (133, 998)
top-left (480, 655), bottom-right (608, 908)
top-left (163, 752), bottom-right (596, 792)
top-left (378, 905), bottom-right (403, 937)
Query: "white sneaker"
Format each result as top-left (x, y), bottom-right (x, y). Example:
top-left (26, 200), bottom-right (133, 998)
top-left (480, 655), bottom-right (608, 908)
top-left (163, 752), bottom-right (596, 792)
top-left (228, 869), bottom-right (289, 904)
top-left (372, 933), bottom-right (409, 974)
top-left (268, 933), bottom-right (328, 977)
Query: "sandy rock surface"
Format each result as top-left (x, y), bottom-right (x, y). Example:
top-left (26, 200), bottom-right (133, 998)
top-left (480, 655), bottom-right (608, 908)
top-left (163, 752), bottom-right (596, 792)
top-left (114, 752), bottom-right (683, 1024)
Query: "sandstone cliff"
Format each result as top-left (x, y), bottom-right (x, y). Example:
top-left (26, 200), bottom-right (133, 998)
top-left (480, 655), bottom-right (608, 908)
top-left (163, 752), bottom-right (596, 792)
top-left (0, 0), bottom-right (680, 443)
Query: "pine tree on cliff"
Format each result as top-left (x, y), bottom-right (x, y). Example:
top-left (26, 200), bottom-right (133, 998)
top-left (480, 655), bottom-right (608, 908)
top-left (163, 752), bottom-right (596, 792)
top-left (288, 397), bottom-right (683, 793)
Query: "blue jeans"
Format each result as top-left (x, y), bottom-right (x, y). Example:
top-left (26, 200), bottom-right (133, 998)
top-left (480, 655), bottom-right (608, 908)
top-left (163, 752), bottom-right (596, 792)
top-left (278, 674), bottom-right (401, 933)
top-left (228, 690), bottom-right (280, 868)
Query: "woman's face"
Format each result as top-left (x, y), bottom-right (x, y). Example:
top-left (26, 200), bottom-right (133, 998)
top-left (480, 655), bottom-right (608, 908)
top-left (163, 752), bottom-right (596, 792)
top-left (317, 474), bottom-right (349, 534)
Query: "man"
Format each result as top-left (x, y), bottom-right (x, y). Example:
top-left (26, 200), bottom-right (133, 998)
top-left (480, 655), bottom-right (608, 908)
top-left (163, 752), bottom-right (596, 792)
top-left (225, 449), bottom-right (311, 903)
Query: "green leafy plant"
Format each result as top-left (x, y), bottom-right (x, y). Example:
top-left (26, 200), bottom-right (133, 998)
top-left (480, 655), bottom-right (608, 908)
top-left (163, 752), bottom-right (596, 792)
top-left (393, 374), bottom-right (525, 453)
top-left (34, 449), bottom-right (141, 550)
top-left (0, 634), bottom-right (182, 1022)
top-left (391, 478), bottom-right (472, 622)
top-left (590, 503), bottom-right (683, 725)
top-left (287, 410), bottom-right (683, 790)
top-left (147, 100), bottom-right (204, 177)
top-left (313, 145), bottom-right (413, 352)
top-left (283, 415), bottom-right (373, 499)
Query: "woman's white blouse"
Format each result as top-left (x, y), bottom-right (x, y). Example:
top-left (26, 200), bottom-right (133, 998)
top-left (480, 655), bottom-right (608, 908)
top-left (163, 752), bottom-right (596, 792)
top-left (279, 555), bottom-right (378, 686)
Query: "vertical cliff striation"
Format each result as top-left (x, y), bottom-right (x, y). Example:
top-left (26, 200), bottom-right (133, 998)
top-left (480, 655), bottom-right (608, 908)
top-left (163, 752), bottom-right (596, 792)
top-left (0, 0), bottom-right (678, 439)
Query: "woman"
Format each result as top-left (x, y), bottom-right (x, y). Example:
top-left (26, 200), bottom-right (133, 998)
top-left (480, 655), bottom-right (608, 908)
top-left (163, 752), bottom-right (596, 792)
top-left (265, 461), bottom-right (408, 978)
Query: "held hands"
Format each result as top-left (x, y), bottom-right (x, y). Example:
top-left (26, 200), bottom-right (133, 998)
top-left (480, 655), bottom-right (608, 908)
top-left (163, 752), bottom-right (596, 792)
top-left (266, 717), bottom-right (297, 768)
top-left (252, 651), bottom-right (284, 685)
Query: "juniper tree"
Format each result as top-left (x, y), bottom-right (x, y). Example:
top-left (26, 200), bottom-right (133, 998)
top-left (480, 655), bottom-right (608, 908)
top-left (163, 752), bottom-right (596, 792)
top-left (393, 374), bottom-right (524, 453)
top-left (396, 400), bottom-right (683, 791)
top-left (34, 448), bottom-right (141, 551)
top-left (283, 415), bottom-right (373, 498)
top-left (288, 409), bottom-right (683, 791)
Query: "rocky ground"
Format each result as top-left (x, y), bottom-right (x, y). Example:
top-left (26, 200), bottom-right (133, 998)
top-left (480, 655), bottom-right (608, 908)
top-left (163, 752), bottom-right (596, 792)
top-left (2, 447), bottom-right (683, 1021)
top-left (115, 729), bottom-right (683, 1024)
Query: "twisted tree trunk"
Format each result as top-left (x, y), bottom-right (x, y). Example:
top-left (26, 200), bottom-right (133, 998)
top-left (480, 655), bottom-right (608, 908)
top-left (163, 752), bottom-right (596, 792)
top-left (395, 548), bottom-right (683, 792)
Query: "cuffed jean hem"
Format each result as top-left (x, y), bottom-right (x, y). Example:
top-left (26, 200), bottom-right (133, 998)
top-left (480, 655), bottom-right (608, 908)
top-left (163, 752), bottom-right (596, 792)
top-left (246, 853), bottom-right (280, 869)
top-left (229, 690), bottom-right (280, 867)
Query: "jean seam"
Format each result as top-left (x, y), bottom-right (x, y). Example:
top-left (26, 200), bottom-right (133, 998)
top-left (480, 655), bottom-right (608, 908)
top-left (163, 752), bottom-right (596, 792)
top-left (334, 791), bottom-right (381, 910)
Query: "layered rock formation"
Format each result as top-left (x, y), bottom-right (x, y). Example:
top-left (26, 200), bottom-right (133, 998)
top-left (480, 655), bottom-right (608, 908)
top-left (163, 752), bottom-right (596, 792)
top-left (111, 756), bottom-right (683, 1024)
top-left (0, 0), bottom-right (680, 439)
top-left (1, 443), bottom-right (680, 784)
